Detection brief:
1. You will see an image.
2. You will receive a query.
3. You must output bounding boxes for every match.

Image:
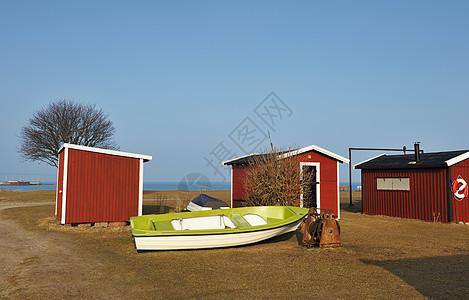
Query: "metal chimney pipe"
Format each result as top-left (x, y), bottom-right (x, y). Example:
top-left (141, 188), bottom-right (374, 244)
top-left (414, 142), bottom-right (420, 162)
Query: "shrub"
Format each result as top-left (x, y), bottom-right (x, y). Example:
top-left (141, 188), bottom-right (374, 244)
top-left (243, 146), bottom-right (314, 207)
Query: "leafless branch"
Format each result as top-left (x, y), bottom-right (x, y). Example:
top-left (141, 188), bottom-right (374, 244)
top-left (18, 99), bottom-right (118, 167)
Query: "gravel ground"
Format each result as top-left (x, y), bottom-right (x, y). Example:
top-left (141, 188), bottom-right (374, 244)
top-left (0, 203), bottom-right (136, 299)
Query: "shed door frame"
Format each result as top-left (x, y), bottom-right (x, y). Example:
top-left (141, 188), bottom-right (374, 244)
top-left (55, 153), bottom-right (62, 217)
top-left (60, 147), bottom-right (70, 225)
top-left (300, 162), bottom-right (320, 208)
top-left (138, 158), bottom-right (144, 216)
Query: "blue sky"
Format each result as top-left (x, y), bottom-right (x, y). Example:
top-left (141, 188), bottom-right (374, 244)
top-left (1, 0), bottom-right (468, 184)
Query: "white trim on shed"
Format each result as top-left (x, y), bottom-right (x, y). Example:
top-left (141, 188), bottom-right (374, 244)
top-left (224, 144), bottom-right (349, 165)
top-left (300, 162), bottom-right (320, 209)
top-left (61, 147), bottom-right (69, 225)
top-left (56, 143), bottom-right (152, 224)
top-left (280, 145), bottom-right (349, 163)
top-left (353, 153), bottom-right (387, 169)
top-left (59, 143), bottom-right (152, 162)
top-left (445, 151), bottom-right (469, 167)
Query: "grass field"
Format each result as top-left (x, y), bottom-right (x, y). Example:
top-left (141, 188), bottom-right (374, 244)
top-left (1, 190), bottom-right (468, 298)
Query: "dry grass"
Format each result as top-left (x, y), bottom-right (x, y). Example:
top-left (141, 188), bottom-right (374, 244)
top-left (1, 190), bottom-right (469, 298)
top-left (0, 190), bottom-right (56, 203)
top-left (142, 190), bottom-right (231, 214)
top-left (0, 189), bottom-right (230, 211)
top-left (143, 189), bottom-right (231, 202)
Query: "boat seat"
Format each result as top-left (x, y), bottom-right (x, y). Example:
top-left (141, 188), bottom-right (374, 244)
top-left (244, 214), bottom-right (268, 226)
top-left (230, 214), bottom-right (251, 228)
top-left (152, 220), bottom-right (173, 231)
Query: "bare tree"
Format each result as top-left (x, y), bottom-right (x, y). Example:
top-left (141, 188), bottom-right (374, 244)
top-left (243, 146), bottom-right (314, 207)
top-left (19, 99), bottom-right (119, 167)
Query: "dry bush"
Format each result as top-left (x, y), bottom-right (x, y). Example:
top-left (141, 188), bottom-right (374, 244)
top-left (243, 146), bottom-right (314, 207)
top-left (172, 190), bottom-right (192, 212)
top-left (142, 191), bottom-right (171, 214)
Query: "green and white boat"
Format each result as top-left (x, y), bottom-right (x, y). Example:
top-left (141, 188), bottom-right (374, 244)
top-left (129, 206), bottom-right (308, 251)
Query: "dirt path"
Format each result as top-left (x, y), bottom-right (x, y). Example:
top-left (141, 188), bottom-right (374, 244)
top-left (0, 203), bottom-right (135, 298)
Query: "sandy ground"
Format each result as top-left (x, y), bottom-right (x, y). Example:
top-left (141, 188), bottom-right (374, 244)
top-left (0, 203), bottom-right (136, 299)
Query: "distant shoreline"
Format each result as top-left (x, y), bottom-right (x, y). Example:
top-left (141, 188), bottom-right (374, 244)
top-left (1, 181), bottom-right (361, 192)
top-left (0, 183), bottom-right (55, 186)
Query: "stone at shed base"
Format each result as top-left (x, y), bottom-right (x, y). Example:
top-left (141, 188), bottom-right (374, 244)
top-left (108, 221), bottom-right (127, 227)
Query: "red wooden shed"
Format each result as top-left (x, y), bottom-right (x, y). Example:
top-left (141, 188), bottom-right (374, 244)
top-left (354, 148), bottom-right (469, 223)
top-left (55, 143), bottom-right (152, 225)
top-left (223, 145), bottom-right (349, 218)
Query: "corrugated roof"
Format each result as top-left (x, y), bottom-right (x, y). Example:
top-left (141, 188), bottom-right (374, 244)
top-left (354, 150), bottom-right (469, 170)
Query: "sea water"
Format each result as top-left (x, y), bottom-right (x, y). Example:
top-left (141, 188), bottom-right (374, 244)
top-left (0, 181), bottom-right (231, 192)
top-left (1, 181), bottom-right (359, 192)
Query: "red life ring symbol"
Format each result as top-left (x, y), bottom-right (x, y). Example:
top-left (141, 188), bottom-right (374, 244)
top-left (452, 178), bottom-right (468, 200)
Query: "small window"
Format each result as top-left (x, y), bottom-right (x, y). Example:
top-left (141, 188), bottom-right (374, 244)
top-left (377, 178), bottom-right (410, 191)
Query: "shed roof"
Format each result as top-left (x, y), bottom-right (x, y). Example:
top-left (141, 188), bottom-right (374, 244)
top-left (223, 145), bottom-right (349, 166)
top-left (59, 143), bottom-right (152, 162)
top-left (354, 150), bottom-right (469, 170)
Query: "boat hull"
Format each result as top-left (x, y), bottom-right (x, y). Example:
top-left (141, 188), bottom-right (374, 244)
top-left (134, 218), bottom-right (303, 250)
top-left (130, 206), bottom-right (308, 251)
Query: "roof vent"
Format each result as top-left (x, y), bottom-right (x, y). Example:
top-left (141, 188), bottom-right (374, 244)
top-left (414, 142), bottom-right (420, 163)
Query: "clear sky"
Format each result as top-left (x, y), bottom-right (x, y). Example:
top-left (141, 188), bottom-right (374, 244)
top-left (1, 0), bottom-right (468, 185)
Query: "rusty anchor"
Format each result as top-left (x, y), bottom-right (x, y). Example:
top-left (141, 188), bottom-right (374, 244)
top-left (302, 208), bottom-right (342, 248)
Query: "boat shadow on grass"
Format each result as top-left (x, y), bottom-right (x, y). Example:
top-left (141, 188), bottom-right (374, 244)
top-left (361, 254), bottom-right (469, 298)
top-left (261, 230), bottom-right (298, 244)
